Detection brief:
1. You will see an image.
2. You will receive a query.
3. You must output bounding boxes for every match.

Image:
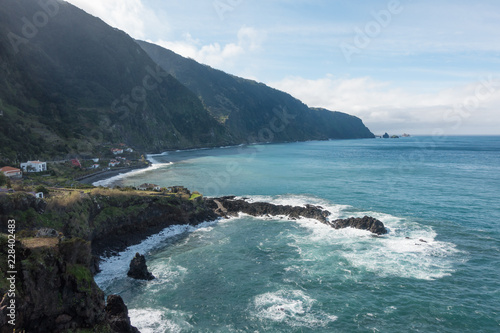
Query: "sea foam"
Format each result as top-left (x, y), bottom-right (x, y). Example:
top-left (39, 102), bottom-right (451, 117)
top-left (128, 308), bottom-right (193, 333)
top-left (92, 162), bottom-right (173, 187)
top-left (94, 221), bottom-right (218, 291)
top-left (240, 194), bottom-right (462, 281)
top-left (251, 289), bottom-right (338, 328)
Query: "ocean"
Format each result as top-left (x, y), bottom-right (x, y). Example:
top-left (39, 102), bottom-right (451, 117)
top-left (94, 136), bottom-right (500, 332)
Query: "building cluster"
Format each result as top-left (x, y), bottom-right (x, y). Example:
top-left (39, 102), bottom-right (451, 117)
top-left (0, 160), bottom-right (48, 180)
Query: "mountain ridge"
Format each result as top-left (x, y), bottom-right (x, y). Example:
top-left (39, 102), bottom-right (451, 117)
top-left (0, 0), bottom-right (373, 166)
top-left (0, 0), bottom-right (233, 164)
top-left (137, 40), bottom-right (375, 143)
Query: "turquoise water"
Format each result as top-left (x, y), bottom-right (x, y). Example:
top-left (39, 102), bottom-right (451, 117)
top-left (95, 136), bottom-right (500, 332)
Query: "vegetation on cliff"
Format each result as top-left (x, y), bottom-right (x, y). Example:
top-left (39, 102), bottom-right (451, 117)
top-left (0, 186), bottom-right (212, 332)
top-left (0, 0), bottom-right (233, 164)
top-left (0, 187), bottom-right (215, 253)
top-left (0, 236), bottom-right (116, 332)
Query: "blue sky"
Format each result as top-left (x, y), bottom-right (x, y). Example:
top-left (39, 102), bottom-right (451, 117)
top-left (66, 0), bottom-right (500, 135)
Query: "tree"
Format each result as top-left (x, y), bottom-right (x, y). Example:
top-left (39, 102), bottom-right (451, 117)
top-left (35, 185), bottom-right (49, 196)
top-left (0, 172), bottom-right (7, 186)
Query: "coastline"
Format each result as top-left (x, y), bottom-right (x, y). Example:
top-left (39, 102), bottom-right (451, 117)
top-left (86, 145), bottom-right (249, 188)
top-left (77, 165), bottom-right (150, 185)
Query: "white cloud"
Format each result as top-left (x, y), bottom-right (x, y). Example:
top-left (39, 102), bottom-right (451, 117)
top-left (65, 0), bottom-right (165, 39)
top-left (152, 27), bottom-right (266, 70)
top-left (270, 75), bottom-right (500, 135)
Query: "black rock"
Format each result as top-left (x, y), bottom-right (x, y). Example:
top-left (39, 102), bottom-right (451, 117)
top-left (206, 197), bottom-right (331, 223)
top-left (329, 216), bottom-right (388, 235)
top-left (127, 253), bottom-right (155, 280)
top-left (207, 197), bottom-right (388, 235)
top-left (105, 295), bottom-right (140, 333)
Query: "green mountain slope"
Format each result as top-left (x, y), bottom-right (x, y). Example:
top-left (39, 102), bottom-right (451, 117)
top-left (0, 0), bottom-right (233, 164)
top-left (137, 40), bottom-right (375, 143)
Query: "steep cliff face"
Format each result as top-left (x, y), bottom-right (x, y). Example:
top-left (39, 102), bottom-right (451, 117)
top-left (0, 188), bottom-right (218, 332)
top-left (0, 236), bottom-right (137, 332)
top-left (137, 40), bottom-right (375, 142)
top-left (0, 0), bottom-right (233, 164)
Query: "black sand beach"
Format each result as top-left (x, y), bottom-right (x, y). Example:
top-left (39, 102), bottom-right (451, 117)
top-left (77, 165), bottom-right (149, 185)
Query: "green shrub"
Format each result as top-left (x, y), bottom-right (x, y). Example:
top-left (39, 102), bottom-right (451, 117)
top-left (35, 185), bottom-right (49, 196)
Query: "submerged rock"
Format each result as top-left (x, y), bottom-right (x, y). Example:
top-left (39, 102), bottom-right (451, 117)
top-left (127, 253), bottom-right (155, 280)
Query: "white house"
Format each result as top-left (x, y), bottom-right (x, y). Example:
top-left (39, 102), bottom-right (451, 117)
top-left (20, 161), bottom-right (47, 173)
top-left (111, 148), bottom-right (124, 155)
top-left (138, 183), bottom-right (161, 191)
top-left (108, 160), bottom-right (120, 167)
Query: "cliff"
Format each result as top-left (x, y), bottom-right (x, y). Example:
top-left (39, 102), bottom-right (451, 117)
top-left (0, 236), bottom-right (138, 332)
top-left (0, 0), bottom-right (373, 164)
top-left (0, 0), bottom-right (233, 164)
top-left (0, 188), bottom-right (218, 258)
top-left (0, 187), bottom-right (215, 332)
top-left (137, 40), bottom-right (375, 142)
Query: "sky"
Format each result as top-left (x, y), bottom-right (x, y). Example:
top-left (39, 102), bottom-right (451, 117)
top-left (65, 0), bottom-right (500, 135)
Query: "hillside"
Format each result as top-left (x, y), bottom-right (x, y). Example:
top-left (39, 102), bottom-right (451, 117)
top-left (0, 0), bottom-right (373, 166)
top-left (137, 40), bottom-right (375, 142)
top-left (0, 0), bottom-right (233, 164)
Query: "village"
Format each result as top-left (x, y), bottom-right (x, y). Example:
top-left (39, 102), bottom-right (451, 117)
top-left (0, 143), bottom-right (174, 197)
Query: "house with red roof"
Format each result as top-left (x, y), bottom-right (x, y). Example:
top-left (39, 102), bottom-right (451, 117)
top-left (71, 159), bottom-right (82, 168)
top-left (0, 166), bottom-right (22, 179)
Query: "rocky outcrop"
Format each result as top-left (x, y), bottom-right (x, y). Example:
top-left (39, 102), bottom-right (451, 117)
top-left (206, 196), bottom-right (331, 223)
top-left (127, 253), bottom-right (155, 281)
top-left (327, 216), bottom-right (388, 235)
top-left (90, 189), bottom-right (219, 257)
top-left (206, 197), bottom-right (388, 235)
top-left (0, 238), bottom-right (102, 332)
top-left (0, 236), bottom-right (138, 333)
top-left (0, 187), bottom-right (219, 258)
top-left (106, 295), bottom-right (140, 333)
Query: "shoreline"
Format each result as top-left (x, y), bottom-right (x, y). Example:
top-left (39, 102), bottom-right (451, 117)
top-left (84, 145), bottom-right (246, 188)
top-left (77, 165), bottom-right (150, 185)
top-left (86, 140), bottom-right (374, 188)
